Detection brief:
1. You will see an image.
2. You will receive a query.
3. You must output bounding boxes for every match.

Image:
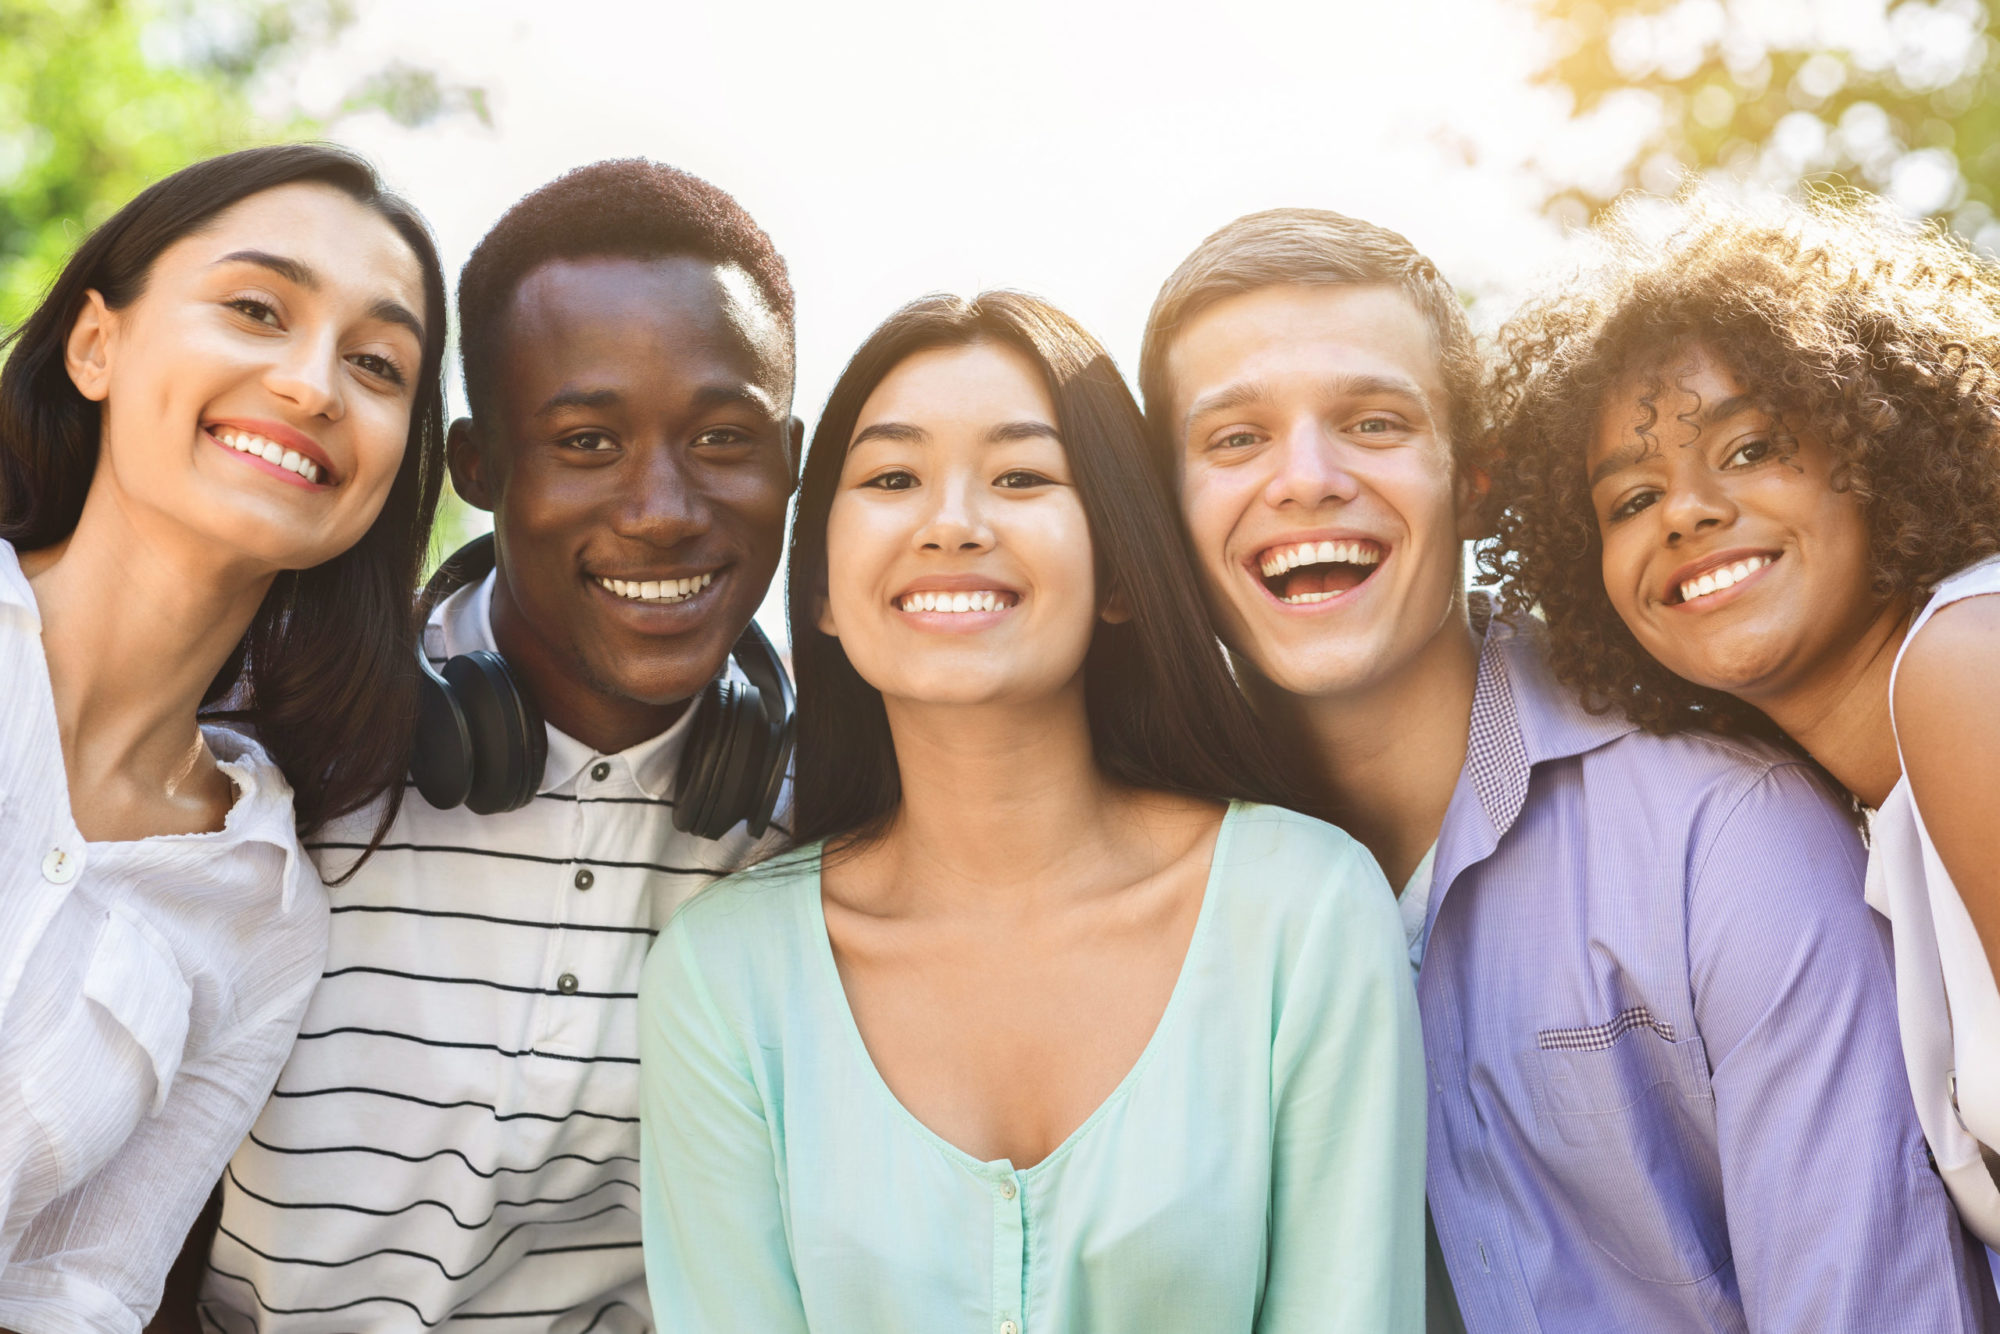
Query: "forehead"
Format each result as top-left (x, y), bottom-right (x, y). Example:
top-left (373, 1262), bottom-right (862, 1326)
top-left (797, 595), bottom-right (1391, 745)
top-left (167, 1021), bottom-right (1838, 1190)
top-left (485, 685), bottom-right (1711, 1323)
top-left (1166, 283), bottom-right (1443, 415)
top-left (159, 181), bottom-right (425, 316)
top-left (1589, 344), bottom-right (1749, 462)
top-left (497, 254), bottom-right (790, 398)
top-left (854, 340), bottom-right (1055, 434)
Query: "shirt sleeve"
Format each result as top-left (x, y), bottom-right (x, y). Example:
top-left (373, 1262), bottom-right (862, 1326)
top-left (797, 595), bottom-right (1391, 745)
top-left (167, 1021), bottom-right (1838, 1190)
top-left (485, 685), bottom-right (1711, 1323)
top-left (0, 996), bottom-right (314, 1334)
top-left (1258, 837), bottom-right (1428, 1333)
top-left (1689, 762), bottom-right (1994, 1332)
top-left (639, 911), bottom-right (810, 1334)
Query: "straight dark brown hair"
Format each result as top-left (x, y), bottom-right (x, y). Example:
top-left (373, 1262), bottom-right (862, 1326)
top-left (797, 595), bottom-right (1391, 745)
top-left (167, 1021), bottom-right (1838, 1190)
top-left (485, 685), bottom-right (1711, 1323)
top-left (0, 142), bottom-right (449, 858)
top-left (788, 291), bottom-right (1309, 848)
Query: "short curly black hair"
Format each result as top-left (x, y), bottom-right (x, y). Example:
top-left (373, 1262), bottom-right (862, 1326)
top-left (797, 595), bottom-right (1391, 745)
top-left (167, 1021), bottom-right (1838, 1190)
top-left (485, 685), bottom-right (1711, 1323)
top-left (1481, 188), bottom-right (2000, 737)
top-left (457, 158), bottom-right (795, 423)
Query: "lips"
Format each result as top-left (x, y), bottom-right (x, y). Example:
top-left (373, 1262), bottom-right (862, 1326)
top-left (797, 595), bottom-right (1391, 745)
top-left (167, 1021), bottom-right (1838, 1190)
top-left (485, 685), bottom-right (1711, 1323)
top-left (205, 419), bottom-right (338, 487)
top-left (1251, 536), bottom-right (1387, 606)
top-left (1664, 549), bottom-right (1780, 606)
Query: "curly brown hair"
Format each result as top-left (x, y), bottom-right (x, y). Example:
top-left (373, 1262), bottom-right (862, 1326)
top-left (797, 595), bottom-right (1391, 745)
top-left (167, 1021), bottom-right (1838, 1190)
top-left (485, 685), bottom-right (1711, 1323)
top-left (1479, 188), bottom-right (2000, 736)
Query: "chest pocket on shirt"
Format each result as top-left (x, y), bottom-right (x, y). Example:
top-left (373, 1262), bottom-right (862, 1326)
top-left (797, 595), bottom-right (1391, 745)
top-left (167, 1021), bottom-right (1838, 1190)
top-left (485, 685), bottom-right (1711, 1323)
top-left (82, 906), bottom-right (192, 1115)
top-left (1530, 1011), bottom-right (1728, 1286)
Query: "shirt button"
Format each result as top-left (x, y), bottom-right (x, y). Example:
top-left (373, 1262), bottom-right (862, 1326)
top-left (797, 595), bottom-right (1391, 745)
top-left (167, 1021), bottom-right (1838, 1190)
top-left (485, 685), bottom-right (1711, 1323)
top-left (1001, 1321), bottom-right (1019, 1334)
top-left (999, 1179), bottom-right (1016, 1201)
top-left (573, 868), bottom-right (595, 891)
top-left (590, 761), bottom-right (611, 782)
top-left (41, 847), bottom-right (77, 884)
top-left (556, 973), bottom-right (579, 995)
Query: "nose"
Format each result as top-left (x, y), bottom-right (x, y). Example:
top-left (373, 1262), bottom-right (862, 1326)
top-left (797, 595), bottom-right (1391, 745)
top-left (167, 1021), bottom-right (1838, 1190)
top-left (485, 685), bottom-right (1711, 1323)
top-left (914, 471), bottom-right (994, 553)
top-left (616, 441), bottom-right (712, 546)
top-left (262, 327), bottom-right (345, 421)
top-left (1262, 420), bottom-right (1360, 511)
top-left (1658, 464), bottom-right (1736, 545)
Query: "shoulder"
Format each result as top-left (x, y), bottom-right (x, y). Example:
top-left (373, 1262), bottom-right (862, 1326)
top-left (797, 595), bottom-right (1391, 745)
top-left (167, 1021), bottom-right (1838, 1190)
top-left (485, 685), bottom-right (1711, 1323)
top-left (1210, 803), bottom-right (1401, 948)
top-left (647, 846), bottom-right (823, 998)
top-left (1894, 589), bottom-right (2000, 744)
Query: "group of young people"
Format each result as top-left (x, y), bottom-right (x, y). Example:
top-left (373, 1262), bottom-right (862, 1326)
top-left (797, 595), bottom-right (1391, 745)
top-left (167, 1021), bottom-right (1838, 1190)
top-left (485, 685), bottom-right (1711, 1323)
top-left (0, 140), bottom-right (1995, 1334)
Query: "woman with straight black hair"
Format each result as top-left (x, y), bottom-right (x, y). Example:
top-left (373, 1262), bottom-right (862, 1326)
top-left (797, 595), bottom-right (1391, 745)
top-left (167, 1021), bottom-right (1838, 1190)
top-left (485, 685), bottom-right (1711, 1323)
top-left (0, 142), bottom-right (446, 1327)
top-left (639, 292), bottom-right (1425, 1331)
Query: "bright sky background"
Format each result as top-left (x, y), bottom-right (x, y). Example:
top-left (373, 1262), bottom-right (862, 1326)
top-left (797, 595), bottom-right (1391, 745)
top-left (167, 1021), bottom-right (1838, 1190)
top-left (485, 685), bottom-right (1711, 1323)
top-left (291, 0), bottom-right (1627, 637)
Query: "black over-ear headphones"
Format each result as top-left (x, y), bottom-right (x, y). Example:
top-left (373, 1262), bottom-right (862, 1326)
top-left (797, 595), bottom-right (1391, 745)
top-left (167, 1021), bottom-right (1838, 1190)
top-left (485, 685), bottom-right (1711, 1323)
top-left (409, 534), bottom-right (794, 838)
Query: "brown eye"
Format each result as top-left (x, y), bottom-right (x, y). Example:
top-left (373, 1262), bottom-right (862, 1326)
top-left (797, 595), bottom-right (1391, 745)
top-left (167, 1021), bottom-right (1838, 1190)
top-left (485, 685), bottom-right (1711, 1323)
top-left (863, 469), bottom-right (917, 491)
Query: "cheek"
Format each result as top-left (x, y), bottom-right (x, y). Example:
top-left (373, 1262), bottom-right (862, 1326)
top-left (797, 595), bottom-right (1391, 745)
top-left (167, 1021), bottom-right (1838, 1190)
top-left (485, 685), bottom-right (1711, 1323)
top-left (1179, 468), bottom-right (1249, 579)
top-left (821, 499), bottom-right (887, 628)
top-left (1597, 527), bottom-right (1651, 621)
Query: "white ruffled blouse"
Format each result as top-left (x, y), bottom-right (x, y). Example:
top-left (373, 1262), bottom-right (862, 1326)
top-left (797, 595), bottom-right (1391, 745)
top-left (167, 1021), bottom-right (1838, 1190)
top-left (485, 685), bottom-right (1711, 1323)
top-left (0, 541), bottom-right (326, 1332)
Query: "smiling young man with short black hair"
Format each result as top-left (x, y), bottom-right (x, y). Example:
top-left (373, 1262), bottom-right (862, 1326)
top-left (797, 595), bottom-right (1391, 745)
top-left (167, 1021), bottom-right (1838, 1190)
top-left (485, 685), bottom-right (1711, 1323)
top-left (198, 160), bottom-right (800, 1333)
top-left (1142, 208), bottom-right (1998, 1332)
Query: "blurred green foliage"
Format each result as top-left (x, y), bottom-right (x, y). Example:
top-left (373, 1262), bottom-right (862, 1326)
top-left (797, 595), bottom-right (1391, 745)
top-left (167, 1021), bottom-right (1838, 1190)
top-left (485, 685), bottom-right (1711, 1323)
top-left (0, 0), bottom-right (486, 328)
top-left (1535, 0), bottom-right (2000, 245)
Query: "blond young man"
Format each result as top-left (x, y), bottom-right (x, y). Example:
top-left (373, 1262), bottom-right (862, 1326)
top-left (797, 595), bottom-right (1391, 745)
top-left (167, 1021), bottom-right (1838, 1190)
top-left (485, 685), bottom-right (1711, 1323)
top-left (1139, 210), bottom-right (1998, 1332)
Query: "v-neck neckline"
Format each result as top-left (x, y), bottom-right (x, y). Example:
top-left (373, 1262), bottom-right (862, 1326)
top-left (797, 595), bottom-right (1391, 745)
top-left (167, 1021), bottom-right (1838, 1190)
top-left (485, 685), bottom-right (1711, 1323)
top-left (801, 800), bottom-right (1242, 1182)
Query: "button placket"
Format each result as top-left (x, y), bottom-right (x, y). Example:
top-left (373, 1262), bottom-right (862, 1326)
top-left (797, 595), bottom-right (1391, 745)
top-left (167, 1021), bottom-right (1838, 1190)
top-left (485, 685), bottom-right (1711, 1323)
top-left (990, 1167), bottom-right (1025, 1334)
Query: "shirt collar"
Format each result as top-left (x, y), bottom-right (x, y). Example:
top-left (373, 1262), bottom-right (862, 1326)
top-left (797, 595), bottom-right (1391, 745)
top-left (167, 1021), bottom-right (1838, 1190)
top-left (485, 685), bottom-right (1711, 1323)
top-left (1462, 596), bottom-right (1639, 841)
top-left (0, 540), bottom-right (41, 634)
top-left (201, 724), bottom-right (312, 912)
top-left (426, 569), bottom-right (704, 802)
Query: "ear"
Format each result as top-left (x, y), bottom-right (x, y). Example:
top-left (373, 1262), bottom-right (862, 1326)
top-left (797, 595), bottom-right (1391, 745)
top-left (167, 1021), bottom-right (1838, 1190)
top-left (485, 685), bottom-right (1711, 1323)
top-left (814, 590), bottom-right (839, 640)
top-left (64, 290), bottom-right (116, 402)
top-left (786, 415), bottom-right (805, 494)
top-left (1098, 583), bottom-right (1133, 626)
top-left (1454, 457), bottom-right (1493, 542)
top-left (448, 418), bottom-right (496, 512)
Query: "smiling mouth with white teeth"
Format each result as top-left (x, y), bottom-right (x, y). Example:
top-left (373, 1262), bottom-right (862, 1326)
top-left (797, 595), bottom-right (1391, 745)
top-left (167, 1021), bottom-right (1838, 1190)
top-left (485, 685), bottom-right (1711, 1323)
top-left (898, 590), bottom-right (1016, 614)
top-left (214, 428), bottom-right (326, 484)
top-left (1257, 539), bottom-right (1383, 605)
top-left (1673, 554), bottom-right (1774, 605)
top-left (597, 573), bottom-right (714, 604)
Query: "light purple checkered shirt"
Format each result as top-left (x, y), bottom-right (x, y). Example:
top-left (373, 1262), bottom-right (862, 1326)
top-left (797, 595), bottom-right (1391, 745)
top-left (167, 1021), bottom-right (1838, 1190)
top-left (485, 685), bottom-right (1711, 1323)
top-left (1420, 609), bottom-right (1999, 1332)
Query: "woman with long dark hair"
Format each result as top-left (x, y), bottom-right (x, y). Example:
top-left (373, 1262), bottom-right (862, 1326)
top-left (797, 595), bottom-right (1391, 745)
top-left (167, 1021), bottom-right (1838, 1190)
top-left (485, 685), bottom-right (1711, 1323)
top-left (0, 143), bottom-right (446, 1324)
top-left (639, 292), bottom-right (1424, 1330)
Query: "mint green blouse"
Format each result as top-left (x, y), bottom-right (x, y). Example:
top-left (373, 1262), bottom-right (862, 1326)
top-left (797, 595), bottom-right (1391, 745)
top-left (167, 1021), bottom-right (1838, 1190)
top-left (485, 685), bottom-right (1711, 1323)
top-left (638, 802), bottom-right (1426, 1332)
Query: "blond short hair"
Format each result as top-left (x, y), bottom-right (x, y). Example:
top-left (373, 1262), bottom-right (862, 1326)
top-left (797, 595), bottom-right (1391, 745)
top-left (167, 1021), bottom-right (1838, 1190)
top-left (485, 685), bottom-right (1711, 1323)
top-left (1138, 207), bottom-right (1482, 466)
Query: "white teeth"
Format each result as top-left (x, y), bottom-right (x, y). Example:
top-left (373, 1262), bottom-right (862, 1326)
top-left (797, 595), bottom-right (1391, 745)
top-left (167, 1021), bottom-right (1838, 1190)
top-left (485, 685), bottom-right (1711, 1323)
top-left (1679, 555), bottom-right (1773, 604)
top-left (596, 572), bottom-right (715, 604)
top-left (1258, 539), bottom-right (1383, 579)
top-left (898, 589), bottom-right (1010, 614)
top-left (215, 428), bottom-right (326, 484)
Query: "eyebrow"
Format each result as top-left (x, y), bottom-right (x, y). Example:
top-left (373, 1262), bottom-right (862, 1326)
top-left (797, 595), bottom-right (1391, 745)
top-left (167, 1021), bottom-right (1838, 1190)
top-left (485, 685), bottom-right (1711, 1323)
top-left (1589, 394), bottom-right (1765, 487)
top-left (1181, 371), bottom-right (1433, 437)
top-left (850, 419), bottom-right (1060, 449)
top-left (214, 250), bottom-right (425, 345)
top-left (1589, 439), bottom-right (1655, 488)
top-left (534, 383), bottom-right (779, 420)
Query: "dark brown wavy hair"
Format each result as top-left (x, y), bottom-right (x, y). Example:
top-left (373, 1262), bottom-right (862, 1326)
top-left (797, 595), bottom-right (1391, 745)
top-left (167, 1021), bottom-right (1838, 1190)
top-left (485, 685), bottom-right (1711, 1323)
top-left (1481, 189), bottom-right (2000, 735)
top-left (0, 143), bottom-right (449, 853)
top-left (789, 291), bottom-right (1310, 849)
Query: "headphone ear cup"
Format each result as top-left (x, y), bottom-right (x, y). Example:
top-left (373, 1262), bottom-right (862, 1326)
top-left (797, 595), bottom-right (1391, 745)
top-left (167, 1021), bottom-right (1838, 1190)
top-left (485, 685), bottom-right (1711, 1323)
top-left (673, 678), bottom-right (730, 835)
top-left (749, 710), bottom-right (794, 838)
top-left (411, 657), bottom-right (475, 810)
top-left (701, 682), bottom-right (767, 840)
top-left (448, 650), bottom-right (546, 815)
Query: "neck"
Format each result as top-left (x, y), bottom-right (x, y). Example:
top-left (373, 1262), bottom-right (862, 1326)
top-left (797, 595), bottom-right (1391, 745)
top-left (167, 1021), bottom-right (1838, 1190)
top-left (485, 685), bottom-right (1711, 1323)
top-left (866, 681), bottom-right (1130, 913)
top-left (25, 490), bottom-right (275, 789)
top-left (488, 571), bottom-right (691, 756)
top-left (1250, 603), bottom-right (1481, 887)
top-left (1746, 598), bottom-right (1912, 807)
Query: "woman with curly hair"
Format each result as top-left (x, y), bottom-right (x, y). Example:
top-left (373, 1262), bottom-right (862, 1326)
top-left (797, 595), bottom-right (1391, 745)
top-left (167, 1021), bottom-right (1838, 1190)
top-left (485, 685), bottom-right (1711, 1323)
top-left (1486, 189), bottom-right (2000, 1252)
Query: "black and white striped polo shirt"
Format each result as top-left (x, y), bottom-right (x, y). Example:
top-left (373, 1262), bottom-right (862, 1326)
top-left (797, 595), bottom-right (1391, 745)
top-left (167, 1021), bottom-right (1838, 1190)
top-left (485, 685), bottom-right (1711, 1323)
top-left (200, 573), bottom-right (787, 1333)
